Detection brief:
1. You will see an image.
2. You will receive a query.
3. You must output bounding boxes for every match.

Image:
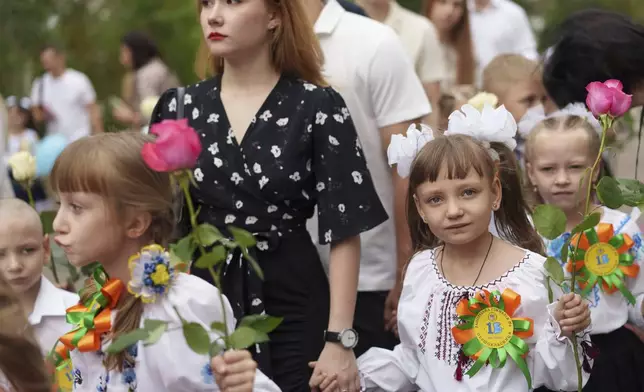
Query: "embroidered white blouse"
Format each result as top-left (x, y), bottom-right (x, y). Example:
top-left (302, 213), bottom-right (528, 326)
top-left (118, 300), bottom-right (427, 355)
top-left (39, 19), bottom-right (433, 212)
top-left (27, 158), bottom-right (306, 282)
top-left (69, 273), bottom-right (281, 392)
top-left (544, 207), bottom-right (644, 333)
top-left (357, 247), bottom-right (591, 392)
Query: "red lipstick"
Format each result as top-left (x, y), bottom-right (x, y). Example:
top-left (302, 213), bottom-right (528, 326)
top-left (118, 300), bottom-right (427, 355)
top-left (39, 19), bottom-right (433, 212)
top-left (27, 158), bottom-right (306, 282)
top-left (208, 32), bottom-right (227, 41)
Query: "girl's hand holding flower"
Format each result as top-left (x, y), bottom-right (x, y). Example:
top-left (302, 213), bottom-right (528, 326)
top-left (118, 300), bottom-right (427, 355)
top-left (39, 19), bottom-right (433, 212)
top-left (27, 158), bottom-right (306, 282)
top-left (211, 350), bottom-right (257, 392)
top-left (554, 293), bottom-right (591, 338)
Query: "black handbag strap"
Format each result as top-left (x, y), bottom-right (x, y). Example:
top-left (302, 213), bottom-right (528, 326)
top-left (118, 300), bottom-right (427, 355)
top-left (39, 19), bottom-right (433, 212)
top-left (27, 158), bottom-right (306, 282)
top-left (176, 87), bottom-right (185, 119)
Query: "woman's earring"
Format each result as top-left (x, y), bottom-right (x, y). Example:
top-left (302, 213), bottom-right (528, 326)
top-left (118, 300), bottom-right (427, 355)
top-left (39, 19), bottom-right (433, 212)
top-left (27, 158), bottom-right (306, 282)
top-left (533, 186), bottom-right (538, 193)
top-left (421, 216), bottom-right (427, 223)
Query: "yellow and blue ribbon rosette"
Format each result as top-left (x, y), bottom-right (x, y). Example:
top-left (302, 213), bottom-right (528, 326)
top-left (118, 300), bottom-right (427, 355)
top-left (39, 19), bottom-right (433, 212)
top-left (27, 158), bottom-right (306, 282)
top-left (452, 288), bottom-right (534, 388)
top-left (128, 244), bottom-right (175, 303)
top-left (567, 223), bottom-right (640, 304)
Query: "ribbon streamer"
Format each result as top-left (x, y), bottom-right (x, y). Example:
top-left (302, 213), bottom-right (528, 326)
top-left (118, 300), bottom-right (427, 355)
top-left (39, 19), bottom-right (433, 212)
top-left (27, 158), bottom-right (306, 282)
top-left (452, 289), bottom-right (534, 389)
top-left (568, 223), bottom-right (640, 305)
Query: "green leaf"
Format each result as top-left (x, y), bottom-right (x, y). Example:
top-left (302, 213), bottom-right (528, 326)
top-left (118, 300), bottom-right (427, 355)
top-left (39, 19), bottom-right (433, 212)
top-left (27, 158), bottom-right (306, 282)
top-left (194, 246), bottom-right (227, 269)
top-left (544, 257), bottom-right (564, 284)
top-left (545, 276), bottom-right (554, 303)
top-left (39, 210), bottom-right (57, 234)
top-left (532, 204), bottom-right (567, 240)
top-left (596, 177), bottom-right (624, 209)
top-left (182, 322), bottom-right (211, 355)
top-left (194, 223), bottom-right (223, 247)
top-left (560, 238), bottom-right (570, 264)
top-left (228, 226), bottom-right (256, 248)
top-left (105, 329), bottom-right (149, 354)
top-left (228, 326), bottom-right (258, 349)
top-left (571, 212), bottom-right (601, 235)
top-left (242, 249), bottom-right (264, 280)
top-left (170, 235), bottom-right (195, 264)
top-left (209, 340), bottom-right (225, 357)
top-left (239, 315), bottom-right (283, 334)
top-left (143, 319), bottom-right (168, 346)
top-left (210, 321), bottom-right (228, 334)
top-left (616, 178), bottom-right (644, 207)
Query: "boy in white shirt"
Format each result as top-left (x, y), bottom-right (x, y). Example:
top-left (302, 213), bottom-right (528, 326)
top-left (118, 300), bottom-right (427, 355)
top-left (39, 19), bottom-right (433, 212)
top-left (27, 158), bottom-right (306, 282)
top-left (0, 198), bottom-right (78, 354)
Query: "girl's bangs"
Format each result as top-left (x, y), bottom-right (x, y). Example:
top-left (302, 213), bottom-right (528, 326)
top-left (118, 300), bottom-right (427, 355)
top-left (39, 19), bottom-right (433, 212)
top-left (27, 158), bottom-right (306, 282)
top-left (412, 136), bottom-right (489, 184)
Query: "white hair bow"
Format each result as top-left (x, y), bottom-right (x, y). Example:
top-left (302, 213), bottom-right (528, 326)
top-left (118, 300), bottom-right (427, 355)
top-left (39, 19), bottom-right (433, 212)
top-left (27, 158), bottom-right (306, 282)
top-left (387, 123), bottom-right (434, 178)
top-left (517, 103), bottom-right (601, 138)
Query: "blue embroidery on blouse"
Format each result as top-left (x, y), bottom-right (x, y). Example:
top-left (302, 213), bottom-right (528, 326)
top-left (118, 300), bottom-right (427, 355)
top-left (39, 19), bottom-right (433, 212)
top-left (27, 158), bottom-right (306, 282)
top-left (121, 344), bottom-right (138, 391)
top-left (96, 374), bottom-right (109, 392)
top-left (201, 363), bottom-right (215, 384)
top-left (73, 368), bottom-right (83, 386)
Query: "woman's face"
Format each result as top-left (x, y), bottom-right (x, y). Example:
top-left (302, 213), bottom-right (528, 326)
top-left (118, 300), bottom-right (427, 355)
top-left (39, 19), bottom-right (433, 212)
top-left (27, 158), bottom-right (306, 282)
top-left (430, 0), bottom-right (465, 34)
top-left (199, 0), bottom-right (279, 59)
top-left (119, 44), bottom-right (133, 69)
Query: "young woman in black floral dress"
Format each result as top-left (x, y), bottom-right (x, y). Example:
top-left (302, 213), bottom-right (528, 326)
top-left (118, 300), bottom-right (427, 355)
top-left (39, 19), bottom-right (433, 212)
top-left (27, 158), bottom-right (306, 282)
top-left (150, 1), bottom-right (387, 391)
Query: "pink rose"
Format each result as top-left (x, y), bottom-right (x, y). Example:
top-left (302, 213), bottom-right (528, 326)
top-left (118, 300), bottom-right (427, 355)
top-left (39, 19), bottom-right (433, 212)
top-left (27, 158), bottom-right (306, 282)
top-left (585, 79), bottom-right (633, 117)
top-left (141, 119), bottom-right (202, 172)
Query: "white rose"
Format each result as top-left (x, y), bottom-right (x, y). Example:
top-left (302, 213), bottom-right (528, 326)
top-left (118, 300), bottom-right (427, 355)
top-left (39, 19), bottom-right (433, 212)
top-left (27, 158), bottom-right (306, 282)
top-left (7, 151), bottom-right (36, 182)
top-left (467, 92), bottom-right (499, 112)
top-left (140, 96), bottom-right (160, 121)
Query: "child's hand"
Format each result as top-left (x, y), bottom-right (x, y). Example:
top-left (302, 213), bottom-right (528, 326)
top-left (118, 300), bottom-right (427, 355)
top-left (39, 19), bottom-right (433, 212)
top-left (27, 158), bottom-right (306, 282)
top-left (554, 293), bottom-right (591, 338)
top-left (308, 361), bottom-right (339, 392)
top-left (211, 350), bottom-right (256, 392)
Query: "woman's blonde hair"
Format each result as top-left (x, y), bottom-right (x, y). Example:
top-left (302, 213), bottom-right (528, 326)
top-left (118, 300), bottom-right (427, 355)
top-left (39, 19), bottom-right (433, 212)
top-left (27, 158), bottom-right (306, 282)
top-left (423, 0), bottom-right (475, 85)
top-left (0, 276), bottom-right (51, 391)
top-left (195, 0), bottom-right (326, 86)
top-left (523, 115), bottom-right (601, 206)
top-left (49, 132), bottom-right (176, 371)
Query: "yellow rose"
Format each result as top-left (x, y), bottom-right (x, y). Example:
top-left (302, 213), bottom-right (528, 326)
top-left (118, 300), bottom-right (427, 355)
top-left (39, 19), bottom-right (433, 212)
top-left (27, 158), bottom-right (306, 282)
top-left (7, 151), bottom-right (36, 183)
top-left (140, 96), bottom-right (160, 121)
top-left (468, 92), bottom-right (499, 111)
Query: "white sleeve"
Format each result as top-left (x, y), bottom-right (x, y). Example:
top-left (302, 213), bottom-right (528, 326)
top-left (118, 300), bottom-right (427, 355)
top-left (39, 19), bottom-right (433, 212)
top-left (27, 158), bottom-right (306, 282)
top-left (530, 282), bottom-right (592, 391)
top-left (357, 344), bottom-right (421, 392)
top-left (417, 22), bottom-right (447, 84)
top-left (78, 73), bottom-right (97, 106)
top-left (618, 215), bottom-right (644, 328)
top-left (367, 28), bottom-right (431, 127)
top-left (510, 9), bottom-right (538, 60)
top-left (141, 274), bottom-right (281, 391)
top-left (31, 78), bottom-right (42, 105)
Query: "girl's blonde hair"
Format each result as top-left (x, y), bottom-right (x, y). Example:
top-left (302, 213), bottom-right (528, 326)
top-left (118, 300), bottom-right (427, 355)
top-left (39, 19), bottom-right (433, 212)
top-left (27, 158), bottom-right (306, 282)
top-left (49, 132), bottom-right (176, 371)
top-left (407, 134), bottom-right (544, 254)
top-left (523, 115), bottom-right (601, 205)
top-left (0, 276), bottom-right (51, 392)
top-left (482, 54), bottom-right (541, 99)
top-left (195, 0), bottom-right (326, 86)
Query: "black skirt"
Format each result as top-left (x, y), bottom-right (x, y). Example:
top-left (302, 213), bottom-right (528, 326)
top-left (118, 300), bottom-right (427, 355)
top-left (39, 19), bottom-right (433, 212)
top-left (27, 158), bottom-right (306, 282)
top-left (535, 326), bottom-right (644, 392)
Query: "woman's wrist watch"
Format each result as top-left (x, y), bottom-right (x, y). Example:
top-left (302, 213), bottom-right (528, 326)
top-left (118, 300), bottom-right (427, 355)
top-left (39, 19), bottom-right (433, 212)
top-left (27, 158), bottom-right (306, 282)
top-left (324, 328), bottom-right (359, 349)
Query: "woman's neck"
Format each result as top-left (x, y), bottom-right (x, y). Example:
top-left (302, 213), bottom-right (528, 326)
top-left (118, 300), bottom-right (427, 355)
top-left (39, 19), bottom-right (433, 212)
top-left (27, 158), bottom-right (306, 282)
top-left (443, 231), bottom-right (493, 268)
top-left (221, 44), bottom-right (280, 93)
top-left (357, 1), bottom-right (391, 23)
top-left (100, 240), bottom-right (148, 284)
top-left (7, 125), bottom-right (25, 135)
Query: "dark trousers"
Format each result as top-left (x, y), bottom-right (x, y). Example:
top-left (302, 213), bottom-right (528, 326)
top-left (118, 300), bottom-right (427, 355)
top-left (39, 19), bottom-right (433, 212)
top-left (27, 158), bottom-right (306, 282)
top-left (353, 290), bottom-right (400, 358)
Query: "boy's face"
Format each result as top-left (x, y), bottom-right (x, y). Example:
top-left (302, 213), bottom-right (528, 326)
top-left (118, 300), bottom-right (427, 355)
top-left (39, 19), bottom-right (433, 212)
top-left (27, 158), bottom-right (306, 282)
top-left (501, 79), bottom-right (546, 121)
top-left (0, 214), bottom-right (49, 294)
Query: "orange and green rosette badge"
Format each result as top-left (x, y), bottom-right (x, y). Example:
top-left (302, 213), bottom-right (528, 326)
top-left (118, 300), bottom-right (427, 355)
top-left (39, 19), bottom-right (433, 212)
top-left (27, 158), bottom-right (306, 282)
top-left (452, 289), bottom-right (534, 388)
top-left (568, 223), bottom-right (640, 304)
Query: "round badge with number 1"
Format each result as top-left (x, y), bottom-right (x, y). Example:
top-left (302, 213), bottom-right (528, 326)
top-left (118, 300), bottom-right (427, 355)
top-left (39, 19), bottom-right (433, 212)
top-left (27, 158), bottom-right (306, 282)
top-left (584, 242), bottom-right (619, 277)
top-left (473, 307), bottom-right (514, 349)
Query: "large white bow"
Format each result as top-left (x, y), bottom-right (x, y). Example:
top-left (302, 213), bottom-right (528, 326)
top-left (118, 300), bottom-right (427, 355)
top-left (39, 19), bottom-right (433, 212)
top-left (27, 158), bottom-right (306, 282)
top-left (446, 104), bottom-right (518, 151)
top-left (517, 102), bottom-right (601, 138)
top-left (387, 123), bottom-right (434, 178)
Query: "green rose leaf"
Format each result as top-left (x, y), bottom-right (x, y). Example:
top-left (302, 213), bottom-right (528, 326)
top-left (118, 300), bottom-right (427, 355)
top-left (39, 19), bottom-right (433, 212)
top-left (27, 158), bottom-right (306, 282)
top-left (616, 178), bottom-right (644, 207)
top-left (596, 177), bottom-right (624, 209)
top-left (183, 322), bottom-right (211, 355)
top-left (241, 248), bottom-right (265, 280)
top-left (239, 315), bottom-right (283, 334)
top-left (40, 210), bottom-right (57, 234)
top-left (209, 340), bottom-right (225, 357)
top-left (194, 246), bottom-right (227, 269)
top-left (210, 321), bottom-right (228, 334)
top-left (228, 326), bottom-right (259, 349)
top-left (544, 257), bottom-right (564, 284)
top-left (105, 329), bottom-right (149, 354)
top-left (228, 226), bottom-right (256, 248)
top-left (532, 204), bottom-right (567, 240)
top-left (170, 235), bottom-right (195, 263)
top-left (194, 223), bottom-right (224, 247)
top-left (571, 212), bottom-right (601, 235)
top-left (545, 276), bottom-right (554, 303)
top-left (143, 319), bottom-right (168, 346)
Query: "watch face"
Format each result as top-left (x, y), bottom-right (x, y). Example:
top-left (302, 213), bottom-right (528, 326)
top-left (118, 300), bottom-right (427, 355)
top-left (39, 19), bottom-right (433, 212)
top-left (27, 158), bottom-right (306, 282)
top-left (340, 329), bottom-right (358, 348)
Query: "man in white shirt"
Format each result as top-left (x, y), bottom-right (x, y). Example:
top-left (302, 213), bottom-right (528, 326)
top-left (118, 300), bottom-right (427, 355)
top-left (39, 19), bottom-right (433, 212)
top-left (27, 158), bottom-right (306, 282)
top-left (357, 0), bottom-right (446, 126)
top-left (304, 0), bottom-right (431, 359)
top-left (31, 44), bottom-right (103, 142)
top-left (468, 0), bottom-right (538, 81)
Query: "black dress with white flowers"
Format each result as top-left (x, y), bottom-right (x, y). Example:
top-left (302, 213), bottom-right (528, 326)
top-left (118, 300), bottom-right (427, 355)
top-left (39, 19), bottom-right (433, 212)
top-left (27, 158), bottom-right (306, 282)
top-left (151, 74), bottom-right (387, 389)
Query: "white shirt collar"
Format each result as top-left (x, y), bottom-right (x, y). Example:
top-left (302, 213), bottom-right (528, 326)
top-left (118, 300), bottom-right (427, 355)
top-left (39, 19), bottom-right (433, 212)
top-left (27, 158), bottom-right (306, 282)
top-left (468, 0), bottom-right (500, 13)
top-left (28, 277), bottom-right (74, 325)
top-left (315, 0), bottom-right (345, 36)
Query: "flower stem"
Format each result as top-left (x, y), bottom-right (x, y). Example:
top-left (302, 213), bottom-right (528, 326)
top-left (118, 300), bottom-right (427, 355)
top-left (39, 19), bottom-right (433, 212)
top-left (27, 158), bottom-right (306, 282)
top-left (26, 186), bottom-right (35, 208)
top-left (180, 177), bottom-right (230, 345)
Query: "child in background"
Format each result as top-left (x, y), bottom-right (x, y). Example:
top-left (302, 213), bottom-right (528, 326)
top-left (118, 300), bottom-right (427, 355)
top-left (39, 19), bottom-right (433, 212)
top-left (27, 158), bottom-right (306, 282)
top-left (313, 105), bottom-right (592, 391)
top-left (50, 132), bottom-right (279, 391)
top-left (524, 111), bottom-right (644, 392)
top-left (0, 275), bottom-right (52, 392)
top-left (482, 54), bottom-right (547, 163)
top-left (0, 198), bottom-right (78, 354)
